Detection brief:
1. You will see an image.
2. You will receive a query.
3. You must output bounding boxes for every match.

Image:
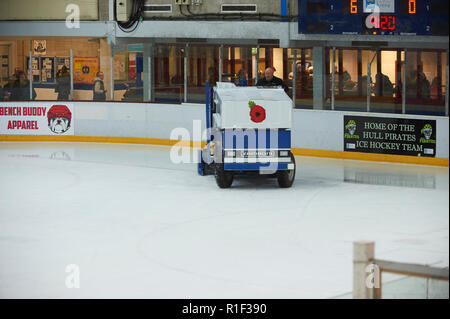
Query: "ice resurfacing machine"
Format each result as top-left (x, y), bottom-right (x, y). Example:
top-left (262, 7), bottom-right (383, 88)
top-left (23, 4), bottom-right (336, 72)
top-left (198, 82), bottom-right (296, 188)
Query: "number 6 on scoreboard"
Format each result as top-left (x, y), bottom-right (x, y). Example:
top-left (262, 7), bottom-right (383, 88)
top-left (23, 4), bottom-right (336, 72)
top-left (351, 0), bottom-right (357, 14)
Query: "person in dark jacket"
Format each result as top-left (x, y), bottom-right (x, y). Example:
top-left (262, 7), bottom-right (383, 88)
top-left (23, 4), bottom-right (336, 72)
top-left (374, 73), bottom-right (394, 97)
top-left (12, 72), bottom-right (36, 101)
top-left (234, 69), bottom-right (248, 87)
top-left (55, 66), bottom-right (71, 100)
top-left (93, 71), bottom-right (107, 101)
top-left (256, 67), bottom-right (288, 93)
top-left (2, 75), bottom-right (17, 101)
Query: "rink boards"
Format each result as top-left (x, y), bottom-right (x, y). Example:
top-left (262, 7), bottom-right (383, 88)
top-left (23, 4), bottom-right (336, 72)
top-left (0, 101), bottom-right (448, 166)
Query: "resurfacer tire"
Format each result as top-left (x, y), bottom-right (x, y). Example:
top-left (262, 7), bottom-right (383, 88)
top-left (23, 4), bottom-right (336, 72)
top-left (215, 163), bottom-right (234, 188)
top-left (277, 153), bottom-right (296, 188)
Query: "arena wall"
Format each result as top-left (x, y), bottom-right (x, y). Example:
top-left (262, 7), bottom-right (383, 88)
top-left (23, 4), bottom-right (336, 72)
top-left (1, 101), bottom-right (448, 166)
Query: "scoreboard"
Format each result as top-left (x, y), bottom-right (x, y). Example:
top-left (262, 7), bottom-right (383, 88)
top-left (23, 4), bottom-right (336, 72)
top-left (298, 0), bottom-right (449, 35)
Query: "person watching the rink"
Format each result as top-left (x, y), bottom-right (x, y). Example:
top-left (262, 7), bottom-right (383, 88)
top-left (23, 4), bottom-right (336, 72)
top-left (256, 67), bottom-right (288, 93)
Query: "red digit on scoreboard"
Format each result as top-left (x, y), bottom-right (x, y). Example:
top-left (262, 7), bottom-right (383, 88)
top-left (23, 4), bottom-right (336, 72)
top-left (387, 16), bottom-right (395, 30)
top-left (380, 16), bottom-right (387, 29)
top-left (390, 16), bottom-right (395, 30)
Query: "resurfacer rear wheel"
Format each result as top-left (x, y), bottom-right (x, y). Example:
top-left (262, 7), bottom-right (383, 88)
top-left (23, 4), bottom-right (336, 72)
top-left (277, 153), bottom-right (296, 188)
top-left (215, 163), bottom-right (234, 188)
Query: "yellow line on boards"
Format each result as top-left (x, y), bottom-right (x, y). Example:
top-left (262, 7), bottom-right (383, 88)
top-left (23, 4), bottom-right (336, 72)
top-left (0, 135), bottom-right (205, 148)
top-left (291, 148), bottom-right (448, 167)
top-left (0, 135), bottom-right (448, 167)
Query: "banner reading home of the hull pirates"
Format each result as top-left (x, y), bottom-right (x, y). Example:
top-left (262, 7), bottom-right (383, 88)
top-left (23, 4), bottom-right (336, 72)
top-left (344, 115), bottom-right (436, 157)
top-left (0, 102), bottom-right (74, 135)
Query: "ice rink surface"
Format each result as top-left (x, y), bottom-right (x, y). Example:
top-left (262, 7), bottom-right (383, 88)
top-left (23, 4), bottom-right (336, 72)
top-left (0, 142), bottom-right (448, 298)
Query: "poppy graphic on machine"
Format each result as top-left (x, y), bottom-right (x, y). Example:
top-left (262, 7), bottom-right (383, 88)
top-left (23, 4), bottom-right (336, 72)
top-left (248, 100), bottom-right (266, 123)
top-left (47, 105), bottom-right (72, 134)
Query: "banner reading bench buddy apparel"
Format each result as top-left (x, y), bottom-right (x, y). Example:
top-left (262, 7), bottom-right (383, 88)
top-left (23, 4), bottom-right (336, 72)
top-left (0, 102), bottom-right (74, 135)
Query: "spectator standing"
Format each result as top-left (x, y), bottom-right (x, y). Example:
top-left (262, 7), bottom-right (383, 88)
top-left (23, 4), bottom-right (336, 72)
top-left (2, 75), bottom-right (17, 100)
top-left (207, 67), bottom-right (217, 87)
top-left (93, 71), bottom-right (107, 101)
top-left (374, 73), bottom-right (394, 97)
top-left (55, 66), bottom-right (71, 100)
top-left (12, 71), bottom-right (36, 101)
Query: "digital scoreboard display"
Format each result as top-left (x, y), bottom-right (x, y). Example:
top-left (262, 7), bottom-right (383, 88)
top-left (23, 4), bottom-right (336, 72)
top-left (298, 0), bottom-right (449, 35)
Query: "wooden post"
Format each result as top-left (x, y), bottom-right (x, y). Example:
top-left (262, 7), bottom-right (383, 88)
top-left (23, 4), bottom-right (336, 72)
top-left (353, 241), bottom-right (376, 299)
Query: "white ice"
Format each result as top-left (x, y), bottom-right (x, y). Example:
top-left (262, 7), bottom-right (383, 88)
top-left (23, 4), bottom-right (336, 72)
top-left (0, 142), bottom-right (448, 298)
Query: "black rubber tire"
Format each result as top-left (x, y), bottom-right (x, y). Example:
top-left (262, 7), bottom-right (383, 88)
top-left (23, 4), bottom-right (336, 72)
top-left (215, 163), bottom-right (234, 188)
top-left (198, 149), bottom-right (206, 176)
top-left (277, 153), bottom-right (296, 188)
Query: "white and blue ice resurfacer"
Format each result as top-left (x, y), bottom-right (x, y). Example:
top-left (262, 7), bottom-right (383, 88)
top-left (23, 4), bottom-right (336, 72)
top-left (198, 82), bottom-right (296, 188)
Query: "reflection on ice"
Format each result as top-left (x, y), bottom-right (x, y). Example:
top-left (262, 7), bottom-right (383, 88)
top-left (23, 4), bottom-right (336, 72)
top-left (344, 168), bottom-right (436, 189)
top-left (49, 151), bottom-right (72, 161)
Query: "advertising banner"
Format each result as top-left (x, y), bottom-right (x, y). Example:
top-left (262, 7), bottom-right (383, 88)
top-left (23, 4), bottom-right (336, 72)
top-left (128, 53), bottom-right (136, 80)
top-left (73, 57), bottom-right (99, 84)
top-left (1, 55), bottom-right (8, 82)
top-left (363, 0), bottom-right (395, 13)
top-left (343, 115), bottom-right (436, 157)
top-left (56, 57), bottom-right (70, 72)
top-left (127, 44), bottom-right (143, 52)
top-left (26, 56), bottom-right (41, 83)
top-left (40, 57), bottom-right (55, 83)
top-left (33, 40), bottom-right (47, 56)
top-left (113, 53), bottom-right (127, 81)
top-left (0, 102), bottom-right (74, 135)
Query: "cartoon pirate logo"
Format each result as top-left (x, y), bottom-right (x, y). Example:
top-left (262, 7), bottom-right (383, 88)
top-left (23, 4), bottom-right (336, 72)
top-left (421, 124), bottom-right (433, 140)
top-left (47, 105), bottom-right (72, 134)
top-left (345, 120), bottom-right (357, 136)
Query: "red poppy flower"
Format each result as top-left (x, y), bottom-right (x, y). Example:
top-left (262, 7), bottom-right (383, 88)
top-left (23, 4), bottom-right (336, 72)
top-left (248, 101), bottom-right (266, 123)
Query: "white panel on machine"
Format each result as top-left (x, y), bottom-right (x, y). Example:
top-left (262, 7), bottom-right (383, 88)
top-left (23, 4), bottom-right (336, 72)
top-left (214, 84), bottom-right (292, 129)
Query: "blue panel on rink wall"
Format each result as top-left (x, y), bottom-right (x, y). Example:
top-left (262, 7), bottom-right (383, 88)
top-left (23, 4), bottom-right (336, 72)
top-left (224, 163), bottom-right (289, 171)
top-left (222, 129), bottom-right (291, 150)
